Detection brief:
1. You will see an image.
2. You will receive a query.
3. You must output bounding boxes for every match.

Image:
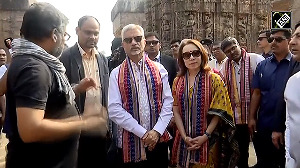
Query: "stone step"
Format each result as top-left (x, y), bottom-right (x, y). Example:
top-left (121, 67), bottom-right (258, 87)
top-left (0, 133), bottom-right (8, 168)
top-left (0, 133), bottom-right (257, 168)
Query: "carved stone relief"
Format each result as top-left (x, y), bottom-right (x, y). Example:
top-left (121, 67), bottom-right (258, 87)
top-left (143, 0), bottom-right (273, 53)
top-left (221, 0), bottom-right (235, 13)
top-left (256, 9), bottom-right (268, 32)
top-left (238, 0), bottom-right (251, 13)
top-left (204, 0), bottom-right (215, 12)
top-left (222, 12), bottom-right (233, 38)
top-left (204, 13), bottom-right (213, 39)
top-left (177, 11), bottom-right (186, 29)
top-left (186, 12), bottom-right (196, 27)
top-left (162, 14), bottom-right (170, 31)
top-left (237, 15), bottom-right (247, 45)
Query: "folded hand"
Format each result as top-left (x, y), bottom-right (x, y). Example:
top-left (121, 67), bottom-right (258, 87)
top-left (142, 130), bottom-right (160, 151)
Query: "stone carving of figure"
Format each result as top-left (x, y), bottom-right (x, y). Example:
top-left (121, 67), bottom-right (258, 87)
top-left (257, 9), bottom-right (268, 31)
top-left (237, 16), bottom-right (247, 44)
top-left (203, 0), bottom-right (210, 12)
top-left (193, 29), bottom-right (202, 40)
top-left (176, 12), bottom-right (185, 28)
top-left (162, 15), bottom-right (170, 31)
top-left (244, 0), bottom-right (250, 11)
top-left (187, 13), bottom-right (195, 27)
top-left (221, 0), bottom-right (234, 12)
top-left (204, 13), bottom-right (213, 39)
top-left (240, 0), bottom-right (251, 13)
top-left (186, 12), bottom-right (197, 39)
top-left (222, 13), bottom-right (233, 37)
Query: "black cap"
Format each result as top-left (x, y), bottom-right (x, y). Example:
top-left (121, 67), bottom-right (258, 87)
top-left (200, 38), bottom-right (213, 45)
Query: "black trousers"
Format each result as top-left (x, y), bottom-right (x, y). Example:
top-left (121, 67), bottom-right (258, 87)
top-left (167, 126), bottom-right (176, 166)
top-left (167, 138), bottom-right (174, 163)
top-left (252, 130), bottom-right (285, 168)
top-left (235, 124), bottom-right (250, 168)
top-left (77, 135), bottom-right (110, 168)
top-left (121, 142), bottom-right (169, 168)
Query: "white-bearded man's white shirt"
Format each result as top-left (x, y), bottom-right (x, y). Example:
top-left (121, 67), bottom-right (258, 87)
top-left (108, 56), bottom-right (173, 148)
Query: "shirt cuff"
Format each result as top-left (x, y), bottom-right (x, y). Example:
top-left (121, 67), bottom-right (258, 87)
top-left (153, 122), bottom-right (166, 137)
top-left (135, 127), bottom-right (147, 138)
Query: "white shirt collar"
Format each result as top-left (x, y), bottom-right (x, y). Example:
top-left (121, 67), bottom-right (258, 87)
top-left (77, 42), bottom-right (98, 57)
top-left (154, 51), bottom-right (161, 62)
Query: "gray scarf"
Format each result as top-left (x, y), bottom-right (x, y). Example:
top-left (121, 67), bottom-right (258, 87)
top-left (11, 38), bottom-right (75, 104)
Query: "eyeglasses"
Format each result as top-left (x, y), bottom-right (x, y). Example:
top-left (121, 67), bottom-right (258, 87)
top-left (64, 32), bottom-right (71, 41)
top-left (182, 50), bottom-right (201, 60)
top-left (123, 36), bottom-right (143, 44)
top-left (257, 37), bottom-right (267, 41)
top-left (146, 40), bottom-right (159, 46)
top-left (224, 45), bottom-right (237, 55)
top-left (267, 36), bottom-right (287, 43)
top-left (55, 28), bottom-right (71, 41)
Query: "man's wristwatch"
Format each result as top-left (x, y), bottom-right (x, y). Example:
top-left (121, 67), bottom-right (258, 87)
top-left (204, 131), bottom-right (211, 138)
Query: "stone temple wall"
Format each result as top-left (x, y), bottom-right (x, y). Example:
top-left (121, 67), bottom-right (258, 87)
top-left (272, 0), bottom-right (300, 29)
top-left (0, 0), bottom-right (36, 62)
top-left (145, 0), bottom-right (300, 52)
top-left (112, 0), bottom-right (298, 53)
top-left (145, 0), bottom-right (274, 53)
top-left (111, 0), bottom-right (146, 37)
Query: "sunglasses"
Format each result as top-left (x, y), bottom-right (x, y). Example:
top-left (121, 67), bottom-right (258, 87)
top-left (146, 40), bottom-right (159, 46)
top-left (267, 36), bottom-right (287, 43)
top-left (123, 36), bottom-right (143, 44)
top-left (182, 50), bottom-right (201, 60)
top-left (257, 37), bottom-right (267, 41)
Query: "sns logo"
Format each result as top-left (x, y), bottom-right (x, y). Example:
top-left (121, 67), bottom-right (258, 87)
top-left (271, 11), bottom-right (292, 29)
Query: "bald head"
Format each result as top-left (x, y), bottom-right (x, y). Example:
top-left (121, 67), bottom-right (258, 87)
top-left (76, 16), bottom-right (100, 51)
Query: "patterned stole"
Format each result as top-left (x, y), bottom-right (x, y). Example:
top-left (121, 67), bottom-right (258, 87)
top-left (173, 71), bottom-right (212, 167)
top-left (118, 56), bottom-right (170, 163)
top-left (224, 48), bottom-right (252, 124)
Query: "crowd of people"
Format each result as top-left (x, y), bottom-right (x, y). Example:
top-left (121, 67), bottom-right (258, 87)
top-left (0, 2), bottom-right (300, 168)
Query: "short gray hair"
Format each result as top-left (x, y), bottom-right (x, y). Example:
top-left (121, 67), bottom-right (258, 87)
top-left (121, 24), bottom-right (144, 40)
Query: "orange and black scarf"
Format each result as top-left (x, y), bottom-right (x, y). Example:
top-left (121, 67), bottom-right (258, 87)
top-left (172, 71), bottom-right (211, 167)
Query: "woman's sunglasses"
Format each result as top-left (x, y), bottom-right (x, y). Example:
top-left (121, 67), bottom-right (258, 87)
top-left (182, 50), bottom-right (201, 60)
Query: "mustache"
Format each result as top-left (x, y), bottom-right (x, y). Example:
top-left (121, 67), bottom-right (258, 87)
top-left (131, 47), bottom-right (140, 50)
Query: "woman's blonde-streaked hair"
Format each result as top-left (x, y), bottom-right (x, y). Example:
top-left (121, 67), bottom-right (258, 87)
top-left (177, 39), bottom-right (210, 77)
top-left (121, 24), bottom-right (144, 41)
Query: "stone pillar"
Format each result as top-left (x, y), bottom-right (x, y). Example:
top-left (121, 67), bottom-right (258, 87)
top-left (111, 0), bottom-right (146, 38)
top-left (0, 0), bottom-right (36, 62)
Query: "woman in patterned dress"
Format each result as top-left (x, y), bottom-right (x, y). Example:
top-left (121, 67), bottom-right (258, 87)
top-left (171, 39), bottom-right (239, 168)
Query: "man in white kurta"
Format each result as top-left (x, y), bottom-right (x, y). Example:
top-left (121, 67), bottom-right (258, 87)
top-left (284, 71), bottom-right (300, 167)
top-left (285, 21), bottom-right (300, 168)
top-left (108, 24), bottom-right (173, 168)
